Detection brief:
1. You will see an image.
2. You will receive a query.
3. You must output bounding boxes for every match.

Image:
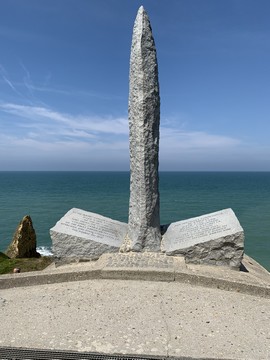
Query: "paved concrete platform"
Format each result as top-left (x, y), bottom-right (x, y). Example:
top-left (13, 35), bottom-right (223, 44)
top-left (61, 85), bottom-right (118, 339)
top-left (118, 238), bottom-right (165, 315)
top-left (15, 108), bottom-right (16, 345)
top-left (0, 253), bottom-right (269, 360)
top-left (0, 277), bottom-right (269, 359)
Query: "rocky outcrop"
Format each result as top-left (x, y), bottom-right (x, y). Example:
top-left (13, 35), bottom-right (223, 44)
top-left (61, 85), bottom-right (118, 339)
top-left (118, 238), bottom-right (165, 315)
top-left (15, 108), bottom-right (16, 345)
top-left (6, 215), bottom-right (40, 258)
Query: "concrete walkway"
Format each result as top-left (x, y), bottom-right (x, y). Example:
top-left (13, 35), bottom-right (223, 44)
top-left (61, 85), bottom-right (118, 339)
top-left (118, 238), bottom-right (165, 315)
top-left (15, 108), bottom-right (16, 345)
top-left (0, 254), bottom-right (269, 360)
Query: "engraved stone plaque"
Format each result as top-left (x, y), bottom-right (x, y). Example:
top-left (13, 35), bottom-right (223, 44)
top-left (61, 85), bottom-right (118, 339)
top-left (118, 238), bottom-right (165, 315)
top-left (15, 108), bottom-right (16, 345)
top-left (102, 253), bottom-right (175, 269)
top-left (50, 208), bottom-right (127, 261)
top-left (162, 209), bottom-right (244, 268)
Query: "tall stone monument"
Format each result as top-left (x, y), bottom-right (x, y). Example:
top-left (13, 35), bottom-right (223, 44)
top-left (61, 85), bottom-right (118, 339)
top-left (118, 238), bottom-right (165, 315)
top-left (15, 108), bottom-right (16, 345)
top-left (126, 6), bottom-right (161, 252)
top-left (50, 6), bottom-right (244, 269)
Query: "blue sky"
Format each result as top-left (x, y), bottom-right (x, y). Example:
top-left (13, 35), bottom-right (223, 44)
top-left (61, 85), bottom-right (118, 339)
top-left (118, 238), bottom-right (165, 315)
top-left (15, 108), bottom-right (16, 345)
top-left (1, 0), bottom-right (270, 171)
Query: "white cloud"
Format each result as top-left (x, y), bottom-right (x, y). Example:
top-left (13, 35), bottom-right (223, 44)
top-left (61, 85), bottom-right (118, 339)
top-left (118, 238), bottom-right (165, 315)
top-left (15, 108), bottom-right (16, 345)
top-left (1, 103), bottom-right (241, 148)
top-left (160, 127), bottom-right (240, 150)
top-left (0, 64), bottom-right (25, 99)
top-left (0, 103), bottom-right (129, 137)
top-left (1, 101), bottom-right (264, 170)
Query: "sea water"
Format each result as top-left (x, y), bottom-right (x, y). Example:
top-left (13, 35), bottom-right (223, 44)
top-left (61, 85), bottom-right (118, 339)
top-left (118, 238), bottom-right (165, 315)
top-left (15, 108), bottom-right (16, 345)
top-left (0, 171), bottom-right (269, 271)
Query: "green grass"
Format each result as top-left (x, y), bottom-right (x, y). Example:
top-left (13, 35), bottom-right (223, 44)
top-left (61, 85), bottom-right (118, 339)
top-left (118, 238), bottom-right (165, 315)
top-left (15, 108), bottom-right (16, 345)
top-left (0, 252), bottom-right (53, 274)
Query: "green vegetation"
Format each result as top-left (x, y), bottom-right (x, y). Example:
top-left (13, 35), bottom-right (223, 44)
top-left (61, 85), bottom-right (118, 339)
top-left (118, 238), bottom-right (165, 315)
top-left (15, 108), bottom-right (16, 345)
top-left (0, 252), bottom-right (53, 275)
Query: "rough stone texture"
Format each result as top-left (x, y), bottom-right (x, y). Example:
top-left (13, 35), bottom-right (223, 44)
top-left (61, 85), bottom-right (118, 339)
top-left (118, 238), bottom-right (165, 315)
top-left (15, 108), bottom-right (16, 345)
top-left (50, 208), bottom-right (127, 262)
top-left (127, 6), bottom-right (161, 252)
top-left (5, 215), bottom-right (40, 258)
top-left (162, 208), bottom-right (244, 269)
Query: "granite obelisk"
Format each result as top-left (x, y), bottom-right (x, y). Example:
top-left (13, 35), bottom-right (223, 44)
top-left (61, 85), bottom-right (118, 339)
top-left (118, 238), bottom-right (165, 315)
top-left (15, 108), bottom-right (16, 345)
top-left (127, 6), bottom-right (161, 252)
top-left (51, 6), bottom-right (246, 270)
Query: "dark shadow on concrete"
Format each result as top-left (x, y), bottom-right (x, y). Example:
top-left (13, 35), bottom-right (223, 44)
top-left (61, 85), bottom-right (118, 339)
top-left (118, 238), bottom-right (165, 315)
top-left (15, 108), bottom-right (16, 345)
top-left (240, 262), bottom-right (249, 273)
top-left (0, 346), bottom-right (232, 360)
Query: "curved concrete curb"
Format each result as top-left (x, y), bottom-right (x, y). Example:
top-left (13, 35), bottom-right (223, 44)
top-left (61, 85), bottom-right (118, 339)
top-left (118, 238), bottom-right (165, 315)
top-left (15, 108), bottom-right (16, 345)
top-left (0, 254), bottom-right (269, 298)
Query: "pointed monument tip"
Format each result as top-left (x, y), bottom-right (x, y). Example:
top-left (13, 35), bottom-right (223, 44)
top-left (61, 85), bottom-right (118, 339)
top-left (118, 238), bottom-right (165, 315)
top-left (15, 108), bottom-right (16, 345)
top-left (138, 5), bottom-right (146, 15)
top-left (136, 6), bottom-right (149, 22)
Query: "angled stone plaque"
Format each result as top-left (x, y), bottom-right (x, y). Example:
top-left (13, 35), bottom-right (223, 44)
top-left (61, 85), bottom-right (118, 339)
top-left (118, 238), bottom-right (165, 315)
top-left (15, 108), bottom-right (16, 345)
top-left (51, 208), bottom-right (127, 261)
top-left (162, 209), bottom-right (244, 268)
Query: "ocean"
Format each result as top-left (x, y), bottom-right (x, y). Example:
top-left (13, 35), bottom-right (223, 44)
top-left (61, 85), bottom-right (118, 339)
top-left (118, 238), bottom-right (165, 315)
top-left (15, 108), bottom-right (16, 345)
top-left (0, 171), bottom-right (269, 271)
